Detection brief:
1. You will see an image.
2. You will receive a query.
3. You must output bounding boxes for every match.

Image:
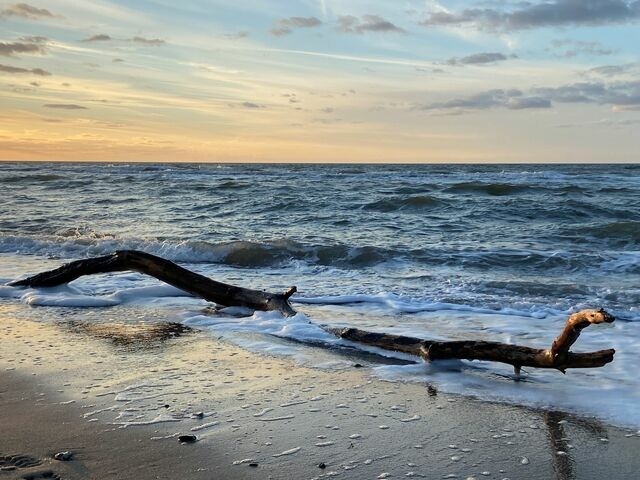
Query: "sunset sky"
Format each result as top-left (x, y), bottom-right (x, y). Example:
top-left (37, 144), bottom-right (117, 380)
top-left (1, 1), bottom-right (639, 162)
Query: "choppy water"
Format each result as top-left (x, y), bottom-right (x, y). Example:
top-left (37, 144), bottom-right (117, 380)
top-left (1, 162), bottom-right (639, 427)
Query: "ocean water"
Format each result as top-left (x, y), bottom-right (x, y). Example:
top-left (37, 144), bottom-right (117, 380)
top-left (1, 162), bottom-right (639, 427)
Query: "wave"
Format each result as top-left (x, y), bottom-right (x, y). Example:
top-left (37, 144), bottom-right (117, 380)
top-left (0, 174), bottom-right (66, 183)
top-left (445, 182), bottom-right (531, 196)
top-left (587, 221), bottom-right (640, 243)
top-left (3, 232), bottom-right (640, 274)
top-left (362, 195), bottom-right (443, 212)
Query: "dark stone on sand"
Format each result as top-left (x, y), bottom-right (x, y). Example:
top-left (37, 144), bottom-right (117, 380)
top-left (318, 462), bottom-right (326, 469)
top-left (354, 363), bottom-right (363, 368)
top-left (178, 434), bottom-right (197, 444)
top-left (194, 411), bottom-right (204, 419)
top-left (249, 462), bottom-right (258, 467)
top-left (53, 451), bottom-right (72, 461)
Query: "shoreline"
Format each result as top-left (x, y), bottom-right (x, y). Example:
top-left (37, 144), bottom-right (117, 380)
top-left (1, 310), bottom-right (638, 479)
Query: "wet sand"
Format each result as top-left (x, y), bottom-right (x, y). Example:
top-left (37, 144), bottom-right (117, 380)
top-left (1, 307), bottom-right (638, 480)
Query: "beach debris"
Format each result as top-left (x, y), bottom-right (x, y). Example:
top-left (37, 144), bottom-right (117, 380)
top-left (318, 462), bottom-right (327, 469)
top-left (520, 456), bottom-right (529, 465)
top-left (331, 308), bottom-right (616, 373)
top-left (178, 434), bottom-right (197, 443)
top-left (53, 451), bottom-right (73, 461)
top-left (249, 462), bottom-right (259, 467)
top-left (9, 250), bottom-right (298, 317)
top-left (232, 458), bottom-right (255, 465)
top-left (12, 251), bottom-right (616, 374)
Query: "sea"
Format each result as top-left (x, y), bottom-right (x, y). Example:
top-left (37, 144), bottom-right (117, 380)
top-left (1, 162), bottom-right (639, 428)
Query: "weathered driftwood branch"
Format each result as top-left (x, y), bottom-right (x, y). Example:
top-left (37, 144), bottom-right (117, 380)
top-left (329, 308), bottom-right (615, 373)
top-left (9, 251), bottom-right (616, 373)
top-left (9, 250), bottom-right (297, 317)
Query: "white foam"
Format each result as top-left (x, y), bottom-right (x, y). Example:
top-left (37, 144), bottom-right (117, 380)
top-left (296, 293), bottom-right (552, 319)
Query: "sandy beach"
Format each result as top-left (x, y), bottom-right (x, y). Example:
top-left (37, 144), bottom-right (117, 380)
top-left (1, 305), bottom-right (638, 480)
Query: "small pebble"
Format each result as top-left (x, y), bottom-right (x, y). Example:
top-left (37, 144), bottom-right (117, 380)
top-left (54, 451), bottom-right (73, 461)
top-left (520, 457), bottom-right (530, 465)
top-left (318, 463), bottom-right (326, 469)
top-left (179, 434), bottom-right (197, 443)
top-left (249, 463), bottom-right (258, 467)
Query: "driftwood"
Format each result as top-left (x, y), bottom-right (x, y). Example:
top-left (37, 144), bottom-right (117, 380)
top-left (9, 250), bottom-right (297, 317)
top-left (9, 250), bottom-right (616, 373)
top-left (329, 308), bottom-right (615, 373)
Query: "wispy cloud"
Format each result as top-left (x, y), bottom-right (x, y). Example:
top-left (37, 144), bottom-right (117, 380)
top-left (0, 63), bottom-right (50, 75)
top-left (82, 34), bottom-right (112, 42)
top-left (0, 3), bottom-right (59, 20)
top-left (421, 0), bottom-right (640, 32)
top-left (417, 88), bottom-right (551, 112)
top-left (224, 31), bottom-right (249, 40)
top-left (238, 102), bottom-right (265, 109)
top-left (446, 52), bottom-right (511, 65)
top-left (0, 40), bottom-right (46, 56)
top-left (587, 62), bottom-right (640, 76)
top-left (550, 39), bottom-right (617, 57)
top-left (417, 78), bottom-right (640, 113)
top-left (337, 15), bottom-right (406, 34)
top-left (130, 36), bottom-right (165, 45)
top-left (271, 16), bottom-right (322, 36)
top-left (43, 103), bottom-right (88, 109)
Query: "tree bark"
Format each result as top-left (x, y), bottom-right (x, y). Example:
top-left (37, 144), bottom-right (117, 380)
top-left (9, 250), bottom-right (297, 317)
top-left (9, 251), bottom-right (616, 373)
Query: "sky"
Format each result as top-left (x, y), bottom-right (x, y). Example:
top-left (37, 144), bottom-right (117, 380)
top-left (0, 0), bottom-right (639, 163)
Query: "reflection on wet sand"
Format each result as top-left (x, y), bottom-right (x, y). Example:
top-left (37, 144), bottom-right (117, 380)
top-left (544, 410), bottom-right (609, 480)
top-left (61, 320), bottom-right (193, 350)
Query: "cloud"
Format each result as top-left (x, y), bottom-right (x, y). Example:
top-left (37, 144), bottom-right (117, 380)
top-left (43, 103), bottom-right (87, 109)
top-left (446, 52), bottom-right (510, 65)
top-left (0, 40), bottom-right (46, 56)
top-left (586, 63), bottom-right (640, 79)
top-left (417, 79), bottom-right (640, 113)
top-left (82, 34), bottom-right (112, 42)
top-left (130, 36), bottom-right (165, 45)
top-left (532, 80), bottom-right (640, 106)
top-left (239, 102), bottom-right (265, 108)
top-left (507, 96), bottom-right (552, 109)
top-left (0, 63), bottom-right (50, 75)
top-left (420, 0), bottom-right (640, 32)
top-left (224, 31), bottom-right (249, 40)
top-left (0, 3), bottom-right (58, 20)
top-left (271, 16), bottom-right (322, 36)
top-left (337, 14), bottom-right (406, 33)
top-left (418, 89), bottom-right (534, 111)
top-left (550, 39), bottom-right (617, 57)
